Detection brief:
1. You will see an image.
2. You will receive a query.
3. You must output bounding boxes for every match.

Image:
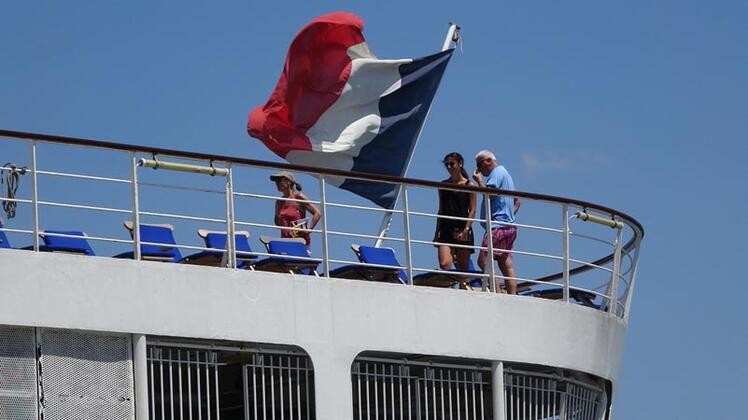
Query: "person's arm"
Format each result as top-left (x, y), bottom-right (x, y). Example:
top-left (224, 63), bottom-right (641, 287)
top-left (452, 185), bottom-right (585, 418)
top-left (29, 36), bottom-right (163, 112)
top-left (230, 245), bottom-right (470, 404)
top-left (472, 169), bottom-right (484, 187)
top-left (465, 185), bottom-right (477, 231)
top-left (274, 200), bottom-right (282, 225)
top-left (513, 197), bottom-right (521, 214)
top-left (299, 192), bottom-right (321, 230)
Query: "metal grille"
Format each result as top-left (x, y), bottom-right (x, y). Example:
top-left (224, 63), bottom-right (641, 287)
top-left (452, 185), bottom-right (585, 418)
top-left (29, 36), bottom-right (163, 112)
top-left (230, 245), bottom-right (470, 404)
top-left (352, 360), bottom-right (491, 420)
top-left (0, 326), bottom-right (38, 420)
top-left (148, 346), bottom-right (221, 420)
top-left (243, 354), bottom-right (315, 420)
top-left (504, 370), bottom-right (604, 420)
top-left (38, 328), bottom-right (135, 419)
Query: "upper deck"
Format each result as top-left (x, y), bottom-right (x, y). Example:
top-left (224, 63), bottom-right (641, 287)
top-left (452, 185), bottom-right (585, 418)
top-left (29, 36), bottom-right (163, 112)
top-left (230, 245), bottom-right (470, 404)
top-left (0, 129), bottom-right (643, 419)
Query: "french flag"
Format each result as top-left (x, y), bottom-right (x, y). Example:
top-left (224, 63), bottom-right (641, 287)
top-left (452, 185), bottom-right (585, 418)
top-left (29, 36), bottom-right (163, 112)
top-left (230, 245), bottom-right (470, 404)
top-left (248, 12), bottom-right (453, 208)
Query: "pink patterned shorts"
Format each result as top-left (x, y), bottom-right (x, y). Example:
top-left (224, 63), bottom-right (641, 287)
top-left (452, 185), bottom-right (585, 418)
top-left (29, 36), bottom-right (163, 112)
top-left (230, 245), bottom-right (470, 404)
top-left (481, 226), bottom-right (517, 260)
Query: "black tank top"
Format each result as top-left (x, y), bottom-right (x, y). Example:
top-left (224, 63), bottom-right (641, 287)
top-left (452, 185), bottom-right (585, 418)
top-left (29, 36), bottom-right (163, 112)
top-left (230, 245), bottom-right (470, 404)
top-left (438, 179), bottom-right (471, 225)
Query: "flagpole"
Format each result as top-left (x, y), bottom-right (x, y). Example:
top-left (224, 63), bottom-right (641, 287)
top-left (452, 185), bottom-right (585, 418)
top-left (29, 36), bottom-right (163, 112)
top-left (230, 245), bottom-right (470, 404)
top-left (374, 22), bottom-right (460, 247)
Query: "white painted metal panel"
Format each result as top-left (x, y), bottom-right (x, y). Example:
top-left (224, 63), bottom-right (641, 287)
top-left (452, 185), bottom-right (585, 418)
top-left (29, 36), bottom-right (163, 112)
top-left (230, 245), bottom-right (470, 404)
top-left (38, 329), bottom-right (134, 419)
top-left (0, 251), bottom-right (626, 419)
top-left (0, 326), bottom-right (38, 420)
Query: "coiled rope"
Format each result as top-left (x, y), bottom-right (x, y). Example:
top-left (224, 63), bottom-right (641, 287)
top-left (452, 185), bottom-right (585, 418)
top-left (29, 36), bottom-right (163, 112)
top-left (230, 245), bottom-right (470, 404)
top-left (1, 162), bottom-right (27, 220)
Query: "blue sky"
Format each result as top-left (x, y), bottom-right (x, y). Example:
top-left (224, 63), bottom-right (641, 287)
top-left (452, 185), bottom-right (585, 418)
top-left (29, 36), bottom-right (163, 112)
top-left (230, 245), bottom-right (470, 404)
top-left (2, 1), bottom-right (747, 418)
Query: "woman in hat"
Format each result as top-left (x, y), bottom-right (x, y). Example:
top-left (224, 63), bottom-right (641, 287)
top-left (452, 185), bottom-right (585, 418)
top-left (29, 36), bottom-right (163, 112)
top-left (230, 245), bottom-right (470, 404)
top-left (270, 171), bottom-right (321, 246)
top-left (433, 152), bottom-right (477, 271)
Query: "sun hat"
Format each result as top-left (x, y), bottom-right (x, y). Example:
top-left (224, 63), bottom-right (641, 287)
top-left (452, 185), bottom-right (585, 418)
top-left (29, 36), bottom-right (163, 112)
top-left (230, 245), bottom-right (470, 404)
top-left (269, 171), bottom-right (295, 183)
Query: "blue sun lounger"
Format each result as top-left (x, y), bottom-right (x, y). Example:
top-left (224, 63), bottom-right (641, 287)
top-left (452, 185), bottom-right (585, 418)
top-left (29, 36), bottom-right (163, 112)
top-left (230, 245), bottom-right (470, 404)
top-left (114, 221), bottom-right (183, 262)
top-left (2, 220), bottom-right (95, 255)
top-left (252, 236), bottom-right (321, 275)
top-left (38, 230), bottom-right (96, 255)
top-left (521, 287), bottom-right (600, 309)
top-left (0, 220), bottom-right (12, 249)
top-left (329, 245), bottom-right (407, 284)
top-left (182, 229), bottom-right (258, 268)
top-left (412, 258), bottom-right (484, 289)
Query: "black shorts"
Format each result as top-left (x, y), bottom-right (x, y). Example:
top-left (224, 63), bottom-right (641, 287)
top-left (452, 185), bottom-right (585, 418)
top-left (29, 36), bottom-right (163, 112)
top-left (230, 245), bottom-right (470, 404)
top-left (433, 223), bottom-right (475, 253)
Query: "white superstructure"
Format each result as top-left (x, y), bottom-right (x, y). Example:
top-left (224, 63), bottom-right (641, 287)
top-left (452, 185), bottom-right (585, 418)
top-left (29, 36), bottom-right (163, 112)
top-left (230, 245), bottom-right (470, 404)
top-left (0, 130), bottom-right (643, 420)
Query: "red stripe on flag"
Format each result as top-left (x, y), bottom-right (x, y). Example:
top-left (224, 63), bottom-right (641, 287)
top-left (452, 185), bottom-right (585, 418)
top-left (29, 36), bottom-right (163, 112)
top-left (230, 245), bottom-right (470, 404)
top-left (248, 12), bottom-right (365, 158)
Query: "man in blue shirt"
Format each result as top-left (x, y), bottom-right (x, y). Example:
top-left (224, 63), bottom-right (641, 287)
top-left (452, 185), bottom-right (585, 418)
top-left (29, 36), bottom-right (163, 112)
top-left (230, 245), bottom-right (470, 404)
top-left (472, 150), bottom-right (521, 294)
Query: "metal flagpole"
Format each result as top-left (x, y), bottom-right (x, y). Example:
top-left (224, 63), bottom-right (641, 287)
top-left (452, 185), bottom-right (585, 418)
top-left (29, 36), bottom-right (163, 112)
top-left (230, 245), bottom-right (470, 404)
top-left (374, 22), bottom-right (460, 247)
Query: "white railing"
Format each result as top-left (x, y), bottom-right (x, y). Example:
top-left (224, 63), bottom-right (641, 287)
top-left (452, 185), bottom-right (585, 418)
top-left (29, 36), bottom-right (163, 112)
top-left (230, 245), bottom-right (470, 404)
top-left (0, 130), bottom-right (644, 320)
top-left (503, 368), bottom-right (606, 420)
top-left (147, 347), bottom-right (222, 420)
top-left (352, 358), bottom-right (492, 420)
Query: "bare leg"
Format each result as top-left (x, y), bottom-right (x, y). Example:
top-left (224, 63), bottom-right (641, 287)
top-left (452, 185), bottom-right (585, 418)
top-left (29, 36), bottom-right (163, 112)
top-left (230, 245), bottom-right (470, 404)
top-left (477, 249), bottom-right (488, 271)
top-left (454, 248), bottom-right (471, 271)
top-left (497, 253), bottom-right (517, 294)
top-left (437, 245), bottom-right (454, 270)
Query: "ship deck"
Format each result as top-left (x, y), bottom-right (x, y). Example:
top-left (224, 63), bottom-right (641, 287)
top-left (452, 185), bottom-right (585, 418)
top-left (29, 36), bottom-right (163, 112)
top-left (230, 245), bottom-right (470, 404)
top-left (0, 129), bottom-right (643, 420)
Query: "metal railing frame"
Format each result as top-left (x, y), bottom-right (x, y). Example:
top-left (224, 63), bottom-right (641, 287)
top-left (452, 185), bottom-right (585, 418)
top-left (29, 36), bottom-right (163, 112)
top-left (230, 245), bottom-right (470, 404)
top-left (0, 129), bottom-right (644, 319)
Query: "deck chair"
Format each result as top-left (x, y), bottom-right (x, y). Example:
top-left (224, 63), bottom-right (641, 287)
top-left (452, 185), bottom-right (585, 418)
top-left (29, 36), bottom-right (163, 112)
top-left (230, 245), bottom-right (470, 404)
top-left (412, 258), bottom-right (483, 289)
top-left (0, 219), bottom-right (11, 249)
top-left (38, 230), bottom-right (96, 255)
top-left (252, 236), bottom-right (321, 275)
top-left (113, 221), bottom-right (183, 262)
top-left (182, 230), bottom-right (257, 268)
top-left (329, 245), bottom-right (407, 284)
top-left (521, 287), bottom-right (600, 309)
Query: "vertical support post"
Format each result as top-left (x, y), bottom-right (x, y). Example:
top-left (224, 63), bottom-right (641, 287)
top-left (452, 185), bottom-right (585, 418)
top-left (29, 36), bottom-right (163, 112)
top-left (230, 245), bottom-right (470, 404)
top-left (225, 163), bottom-right (236, 269)
top-left (401, 185), bottom-right (413, 284)
top-left (559, 384), bottom-right (568, 419)
top-left (132, 334), bottom-right (149, 420)
top-left (442, 23), bottom-right (460, 51)
top-left (623, 241), bottom-right (641, 322)
top-left (562, 205), bottom-right (570, 303)
top-left (33, 328), bottom-right (42, 420)
top-left (130, 153), bottom-right (141, 260)
top-left (608, 224), bottom-right (624, 315)
top-left (492, 361), bottom-right (505, 420)
top-left (594, 383), bottom-right (609, 420)
top-left (483, 192), bottom-right (496, 292)
top-left (319, 176), bottom-right (330, 277)
top-left (29, 141), bottom-right (39, 251)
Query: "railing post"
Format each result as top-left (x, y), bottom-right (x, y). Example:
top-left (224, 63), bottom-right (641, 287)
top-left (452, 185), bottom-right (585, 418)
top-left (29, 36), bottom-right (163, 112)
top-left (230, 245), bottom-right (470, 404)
top-left (492, 361), bottom-right (506, 420)
top-left (562, 205), bottom-right (570, 303)
top-left (132, 334), bottom-right (149, 420)
top-left (225, 163), bottom-right (236, 268)
top-left (319, 176), bottom-right (330, 277)
top-left (130, 153), bottom-right (141, 260)
top-left (29, 141), bottom-right (39, 251)
top-left (401, 185), bottom-right (413, 284)
top-left (622, 241), bottom-right (641, 322)
top-left (608, 223), bottom-right (623, 315)
top-left (483, 192), bottom-right (496, 292)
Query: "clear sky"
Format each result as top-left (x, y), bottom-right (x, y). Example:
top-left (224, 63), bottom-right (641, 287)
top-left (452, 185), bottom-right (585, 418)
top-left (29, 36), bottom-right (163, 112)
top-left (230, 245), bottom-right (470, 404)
top-left (2, 1), bottom-right (747, 418)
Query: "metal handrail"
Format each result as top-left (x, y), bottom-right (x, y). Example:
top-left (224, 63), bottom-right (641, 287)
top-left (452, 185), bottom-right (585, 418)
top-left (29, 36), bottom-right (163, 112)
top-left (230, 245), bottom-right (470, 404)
top-left (0, 128), bottom-right (644, 317)
top-left (0, 128), bottom-right (644, 239)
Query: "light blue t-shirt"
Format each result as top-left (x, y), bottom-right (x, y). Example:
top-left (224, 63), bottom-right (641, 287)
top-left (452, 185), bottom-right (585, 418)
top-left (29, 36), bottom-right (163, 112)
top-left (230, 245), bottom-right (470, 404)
top-left (479, 165), bottom-right (516, 229)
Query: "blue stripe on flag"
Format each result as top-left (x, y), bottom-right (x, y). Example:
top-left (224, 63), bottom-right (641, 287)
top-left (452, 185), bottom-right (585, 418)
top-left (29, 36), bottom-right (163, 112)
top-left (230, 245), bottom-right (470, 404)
top-left (339, 49), bottom-right (453, 208)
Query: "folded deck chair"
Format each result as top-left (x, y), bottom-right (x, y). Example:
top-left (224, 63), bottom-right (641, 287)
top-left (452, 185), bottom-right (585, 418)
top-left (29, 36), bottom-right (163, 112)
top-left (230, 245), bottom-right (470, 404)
top-left (182, 230), bottom-right (257, 268)
top-left (412, 258), bottom-right (483, 289)
top-left (329, 245), bottom-right (407, 284)
top-left (113, 221), bottom-right (183, 262)
top-left (521, 287), bottom-right (599, 309)
top-left (38, 230), bottom-right (96, 255)
top-left (253, 236), bottom-right (321, 275)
